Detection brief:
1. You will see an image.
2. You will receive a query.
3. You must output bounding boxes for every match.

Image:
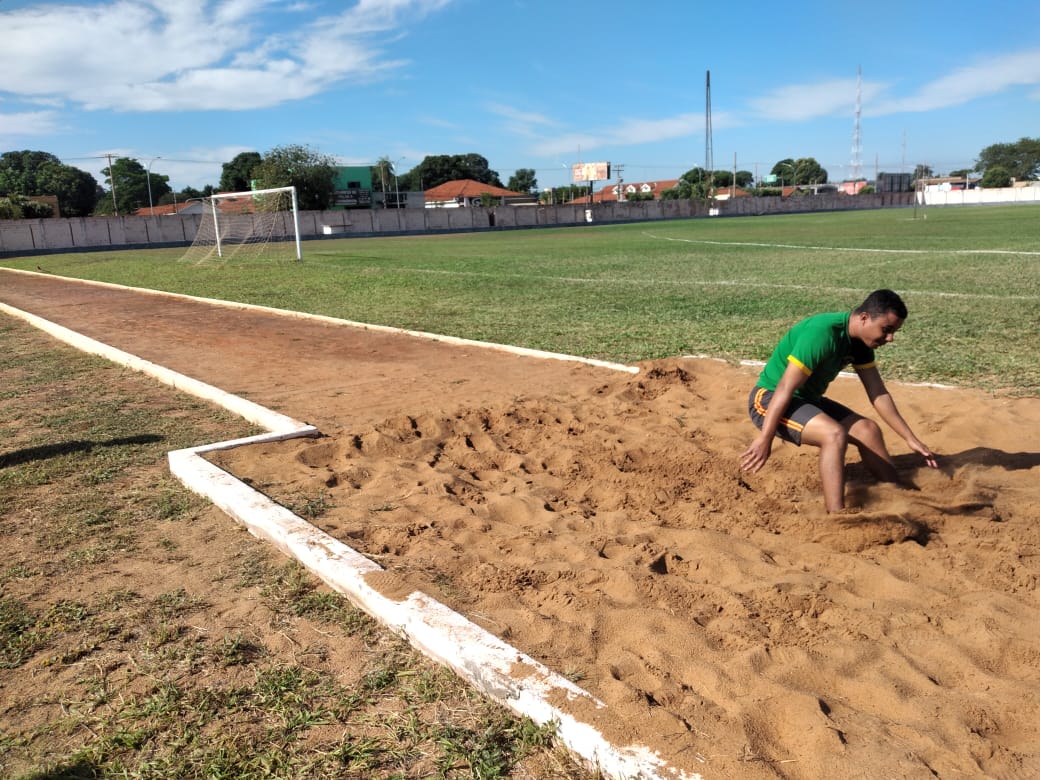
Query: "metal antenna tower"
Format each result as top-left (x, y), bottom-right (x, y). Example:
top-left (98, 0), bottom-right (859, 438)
top-left (705, 70), bottom-right (714, 182)
top-left (851, 65), bottom-right (863, 181)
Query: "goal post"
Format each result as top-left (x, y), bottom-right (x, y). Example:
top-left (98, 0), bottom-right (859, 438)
top-left (181, 185), bottom-right (302, 265)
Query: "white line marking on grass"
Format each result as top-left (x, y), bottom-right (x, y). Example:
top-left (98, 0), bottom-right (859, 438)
top-left (397, 267), bottom-right (1040, 302)
top-left (640, 231), bottom-right (1040, 257)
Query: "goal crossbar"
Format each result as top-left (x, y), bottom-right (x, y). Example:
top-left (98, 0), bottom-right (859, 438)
top-left (206, 185), bottom-right (302, 262)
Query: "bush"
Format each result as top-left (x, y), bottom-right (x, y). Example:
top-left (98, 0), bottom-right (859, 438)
top-left (22, 200), bottom-right (54, 218)
top-left (0, 197), bottom-right (23, 219)
top-left (0, 194), bottom-right (53, 219)
top-left (980, 166), bottom-right (1012, 188)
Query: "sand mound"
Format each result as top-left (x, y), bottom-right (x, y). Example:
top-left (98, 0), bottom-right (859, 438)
top-left (211, 358), bottom-right (1040, 778)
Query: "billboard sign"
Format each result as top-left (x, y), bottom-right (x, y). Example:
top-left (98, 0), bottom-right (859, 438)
top-left (334, 189), bottom-right (372, 207)
top-left (572, 162), bottom-right (611, 182)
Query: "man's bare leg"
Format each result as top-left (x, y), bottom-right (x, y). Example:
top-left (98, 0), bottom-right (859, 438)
top-left (800, 415), bottom-right (849, 513)
top-left (845, 415), bottom-right (899, 483)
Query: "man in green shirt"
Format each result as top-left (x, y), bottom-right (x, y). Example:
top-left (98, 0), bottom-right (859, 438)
top-left (741, 289), bottom-right (938, 512)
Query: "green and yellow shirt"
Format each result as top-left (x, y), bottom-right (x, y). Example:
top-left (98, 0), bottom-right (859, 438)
top-left (757, 311), bottom-right (875, 402)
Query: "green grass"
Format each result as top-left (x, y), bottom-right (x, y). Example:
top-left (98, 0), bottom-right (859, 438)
top-left (6, 204), bottom-right (1039, 392)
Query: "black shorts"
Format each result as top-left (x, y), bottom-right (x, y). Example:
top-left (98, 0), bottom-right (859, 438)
top-left (747, 387), bottom-right (855, 445)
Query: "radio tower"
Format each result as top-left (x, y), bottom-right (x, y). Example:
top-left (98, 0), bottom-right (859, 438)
top-left (851, 65), bottom-right (863, 182)
top-left (705, 70), bottom-right (714, 184)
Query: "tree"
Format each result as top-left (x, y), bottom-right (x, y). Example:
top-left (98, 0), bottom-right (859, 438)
top-left (976, 137), bottom-right (1040, 181)
top-left (980, 165), bottom-right (1012, 188)
top-left (251, 144), bottom-right (338, 210)
top-left (372, 156), bottom-right (393, 206)
top-left (507, 168), bottom-right (538, 193)
top-left (398, 154), bottom-right (503, 192)
top-left (771, 158), bottom-right (796, 186)
top-left (0, 150), bottom-right (98, 216)
top-left (0, 197), bottom-right (20, 219)
top-left (539, 184), bottom-right (588, 204)
top-left (94, 157), bottom-right (160, 215)
top-left (771, 158), bottom-right (828, 186)
top-left (912, 164), bottom-right (935, 184)
top-left (949, 168), bottom-right (975, 180)
top-left (219, 152), bottom-right (262, 192)
top-left (0, 194), bottom-right (52, 219)
top-left (660, 167), bottom-right (712, 200)
top-left (710, 170), bottom-right (733, 188)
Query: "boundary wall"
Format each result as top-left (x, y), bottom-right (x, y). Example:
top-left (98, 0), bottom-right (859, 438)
top-left (1, 192), bottom-right (917, 256)
top-left (919, 185), bottom-right (1040, 206)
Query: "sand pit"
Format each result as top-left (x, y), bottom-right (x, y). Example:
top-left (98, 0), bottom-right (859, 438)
top-left (211, 358), bottom-right (1040, 779)
top-left (3, 271), bottom-right (1037, 779)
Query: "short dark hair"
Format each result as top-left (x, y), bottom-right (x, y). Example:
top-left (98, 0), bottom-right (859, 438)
top-left (855, 289), bottom-right (907, 319)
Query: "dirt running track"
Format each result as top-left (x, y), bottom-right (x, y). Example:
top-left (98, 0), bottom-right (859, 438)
top-left (3, 269), bottom-right (1040, 780)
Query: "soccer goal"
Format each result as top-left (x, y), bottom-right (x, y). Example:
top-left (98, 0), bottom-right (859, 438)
top-left (179, 185), bottom-right (302, 265)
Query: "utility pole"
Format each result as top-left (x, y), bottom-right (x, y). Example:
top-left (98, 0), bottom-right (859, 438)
top-left (705, 70), bottom-right (714, 188)
top-left (614, 163), bottom-right (625, 203)
top-left (106, 153), bottom-right (119, 215)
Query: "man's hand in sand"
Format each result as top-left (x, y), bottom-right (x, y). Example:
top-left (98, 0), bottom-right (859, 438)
top-left (740, 435), bottom-right (772, 473)
top-left (907, 436), bottom-right (939, 470)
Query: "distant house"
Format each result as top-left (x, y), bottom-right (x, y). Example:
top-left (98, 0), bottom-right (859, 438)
top-left (134, 201), bottom-right (205, 217)
top-left (134, 193), bottom-right (270, 217)
top-left (712, 186), bottom-right (752, 200)
top-left (919, 176), bottom-right (980, 192)
top-left (837, 180), bottom-right (870, 195)
top-left (586, 179), bottom-right (681, 203)
top-left (424, 179), bottom-right (529, 208)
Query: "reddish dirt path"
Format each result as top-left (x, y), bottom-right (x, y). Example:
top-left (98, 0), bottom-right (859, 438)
top-left (0, 270), bottom-right (624, 435)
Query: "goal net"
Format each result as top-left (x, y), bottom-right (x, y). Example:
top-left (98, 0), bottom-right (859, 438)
top-left (179, 186), bottom-right (302, 265)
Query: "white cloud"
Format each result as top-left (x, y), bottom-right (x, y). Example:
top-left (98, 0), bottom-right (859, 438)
top-left (0, 0), bottom-right (453, 113)
top-left (0, 109), bottom-right (63, 138)
top-left (419, 115), bottom-right (459, 129)
top-left (749, 78), bottom-right (889, 121)
top-left (530, 112), bottom-right (706, 157)
top-left (874, 50), bottom-right (1040, 114)
top-left (486, 103), bottom-right (556, 127)
top-left (747, 50), bottom-right (1040, 123)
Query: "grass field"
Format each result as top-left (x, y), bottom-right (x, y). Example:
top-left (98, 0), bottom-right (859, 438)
top-left (4, 204), bottom-right (1039, 392)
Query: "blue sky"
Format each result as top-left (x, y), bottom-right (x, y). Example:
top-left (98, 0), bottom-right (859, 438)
top-left (2, 0), bottom-right (1039, 193)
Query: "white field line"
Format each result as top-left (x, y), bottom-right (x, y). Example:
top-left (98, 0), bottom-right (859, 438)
top-left (388, 266), bottom-right (1040, 303)
top-left (2, 272), bottom-right (701, 780)
top-left (640, 231), bottom-right (1040, 257)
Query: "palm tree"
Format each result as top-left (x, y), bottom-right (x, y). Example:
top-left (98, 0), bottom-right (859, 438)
top-left (374, 156), bottom-right (393, 208)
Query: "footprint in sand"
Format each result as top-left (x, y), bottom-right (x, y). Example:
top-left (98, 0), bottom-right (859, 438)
top-left (812, 512), bottom-right (930, 553)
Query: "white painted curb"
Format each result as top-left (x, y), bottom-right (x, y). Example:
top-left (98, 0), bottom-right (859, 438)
top-left (1, 281), bottom-right (700, 779)
top-left (0, 301), bottom-right (317, 436)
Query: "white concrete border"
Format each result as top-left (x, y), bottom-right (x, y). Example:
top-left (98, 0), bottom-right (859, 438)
top-left (1, 277), bottom-right (701, 780)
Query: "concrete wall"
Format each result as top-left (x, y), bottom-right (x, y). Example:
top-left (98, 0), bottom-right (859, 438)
top-left (0, 190), bottom-right (941, 258)
top-left (919, 185), bottom-right (1040, 206)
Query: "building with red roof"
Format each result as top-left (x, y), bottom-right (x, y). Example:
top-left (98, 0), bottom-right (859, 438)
top-left (424, 179), bottom-right (529, 208)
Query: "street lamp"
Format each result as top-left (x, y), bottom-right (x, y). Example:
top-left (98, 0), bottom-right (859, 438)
top-left (393, 157), bottom-right (405, 208)
top-left (146, 157), bottom-right (161, 213)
